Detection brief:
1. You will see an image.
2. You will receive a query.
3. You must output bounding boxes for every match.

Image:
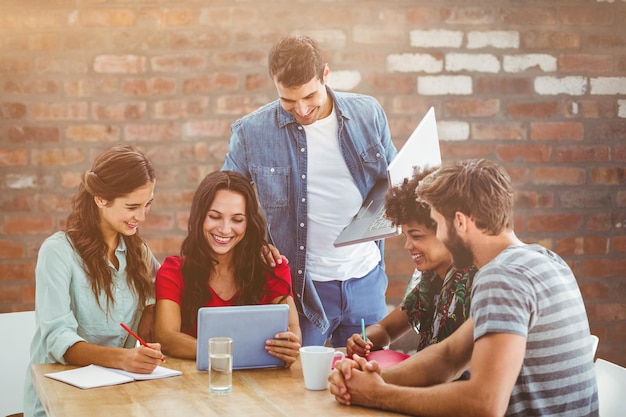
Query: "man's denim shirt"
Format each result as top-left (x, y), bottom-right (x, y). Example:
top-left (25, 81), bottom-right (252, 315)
top-left (222, 87), bottom-right (397, 333)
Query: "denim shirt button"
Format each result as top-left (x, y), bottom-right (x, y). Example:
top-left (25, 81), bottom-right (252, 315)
top-left (376, 152), bottom-right (381, 157)
top-left (299, 246), bottom-right (304, 250)
top-left (301, 198), bottom-right (305, 202)
top-left (301, 174), bottom-right (305, 179)
top-left (298, 270), bottom-right (303, 274)
top-left (298, 126), bottom-right (303, 130)
top-left (300, 223), bottom-right (304, 227)
top-left (300, 148), bottom-right (305, 152)
top-left (270, 167), bottom-right (275, 172)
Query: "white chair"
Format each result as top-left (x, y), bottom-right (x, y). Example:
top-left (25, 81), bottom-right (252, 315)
top-left (0, 311), bottom-right (35, 417)
top-left (595, 358), bottom-right (626, 417)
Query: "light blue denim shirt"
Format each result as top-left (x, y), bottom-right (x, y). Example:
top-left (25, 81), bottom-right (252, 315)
top-left (222, 87), bottom-right (397, 333)
top-left (23, 231), bottom-right (159, 417)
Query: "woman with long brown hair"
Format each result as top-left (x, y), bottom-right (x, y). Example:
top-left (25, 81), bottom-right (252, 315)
top-left (154, 170), bottom-right (301, 365)
top-left (24, 145), bottom-right (163, 417)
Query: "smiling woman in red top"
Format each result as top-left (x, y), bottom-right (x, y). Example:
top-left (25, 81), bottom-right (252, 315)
top-left (154, 171), bottom-right (301, 366)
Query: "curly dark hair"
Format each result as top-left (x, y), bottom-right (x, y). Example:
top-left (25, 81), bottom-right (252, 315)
top-left (384, 167), bottom-right (438, 229)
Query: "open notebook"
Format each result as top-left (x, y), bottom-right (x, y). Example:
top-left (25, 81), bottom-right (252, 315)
top-left (45, 364), bottom-right (182, 389)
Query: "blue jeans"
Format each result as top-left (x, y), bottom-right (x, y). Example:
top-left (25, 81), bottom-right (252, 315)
top-left (299, 264), bottom-right (388, 347)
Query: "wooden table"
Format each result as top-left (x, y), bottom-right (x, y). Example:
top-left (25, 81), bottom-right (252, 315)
top-left (32, 357), bottom-right (407, 417)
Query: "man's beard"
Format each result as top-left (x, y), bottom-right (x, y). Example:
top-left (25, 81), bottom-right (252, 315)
top-left (444, 225), bottom-right (474, 269)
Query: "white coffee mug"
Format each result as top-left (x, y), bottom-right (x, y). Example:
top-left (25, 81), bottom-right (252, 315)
top-left (299, 346), bottom-right (345, 390)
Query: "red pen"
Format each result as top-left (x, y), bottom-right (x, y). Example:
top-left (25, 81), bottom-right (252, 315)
top-left (120, 322), bottom-right (164, 362)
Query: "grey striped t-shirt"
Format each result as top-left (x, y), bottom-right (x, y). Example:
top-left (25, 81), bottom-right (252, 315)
top-left (471, 244), bottom-right (598, 417)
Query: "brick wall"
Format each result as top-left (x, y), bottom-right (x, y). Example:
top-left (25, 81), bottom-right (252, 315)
top-left (1, 0), bottom-right (624, 365)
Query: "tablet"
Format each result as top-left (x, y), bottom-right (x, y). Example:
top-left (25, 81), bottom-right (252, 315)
top-left (195, 304), bottom-right (289, 371)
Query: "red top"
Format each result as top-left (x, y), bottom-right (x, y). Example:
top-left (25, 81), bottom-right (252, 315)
top-left (155, 255), bottom-right (292, 337)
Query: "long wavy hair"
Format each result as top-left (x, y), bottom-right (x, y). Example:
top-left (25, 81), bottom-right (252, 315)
top-left (65, 144), bottom-right (156, 312)
top-left (180, 171), bottom-right (288, 329)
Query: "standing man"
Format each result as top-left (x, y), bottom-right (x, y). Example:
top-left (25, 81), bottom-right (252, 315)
top-left (222, 35), bottom-right (397, 346)
top-left (329, 159), bottom-right (598, 416)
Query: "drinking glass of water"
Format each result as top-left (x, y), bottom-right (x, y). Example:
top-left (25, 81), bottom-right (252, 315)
top-left (208, 337), bottom-right (233, 394)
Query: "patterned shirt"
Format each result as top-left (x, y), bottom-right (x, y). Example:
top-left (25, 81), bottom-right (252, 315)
top-left (401, 265), bottom-right (477, 351)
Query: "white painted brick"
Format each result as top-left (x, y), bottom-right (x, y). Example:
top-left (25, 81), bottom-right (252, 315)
top-left (534, 76), bottom-right (587, 95)
top-left (387, 53), bottom-right (443, 73)
top-left (437, 121), bottom-right (470, 141)
top-left (445, 53), bottom-right (500, 73)
top-left (467, 31), bottom-right (520, 49)
top-left (327, 70), bottom-right (362, 91)
top-left (410, 30), bottom-right (464, 48)
top-left (6, 174), bottom-right (37, 189)
top-left (417, 75), bottom-right (473, 95)
top-left (618, 99), bottom-right (626, 118)
top-left (590, 77), bottom-right (626, 95)
top-left (503, 54), bottom-right (557, 73)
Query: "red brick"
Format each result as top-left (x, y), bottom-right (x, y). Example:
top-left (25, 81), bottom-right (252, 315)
top-left (154, 98), bottom-right (208, 119)
top-left (499, 7), bottom-right (557, 25)
top-left (0, 195), bottom-right (32, 212)
top-left (215, 95), bottom-right (267, 116)
top-left (617, 144), bottom-right (626, 162)
top-left (444, 99), bottom-right (499, 118)
top-left (245, 73), bottom-right (273, 91)
top-left (32, 102), bottom-right (89, 121)
top-left (138, 8), bottom-right (197, 26)
top-left (531, 166), bottom-right (585, 185)
top-left (79, 9), bottom-right (136, 27)
top-left (7, 126), bottom-right (60, 143)
top-left (123, 77), bottom-right (177, 96)
top-left (590, 167), bottom-right (625, 185)
top-left (31, 148), bottom-right (86, 167)
top-left (0, 102), bottom-right (27, 119)
top-left (560, 189), bottom-right (611, 209)
top-left (506, 102), bottom-right (558, 119)
top-left (590, 121), bottom-right (626, 141)
top-left (34, 57), bottom-right (88, 74)
top-left (441, 7), bottom-right (496, 24)
top-left (3, 32), bottom-right (62, 51)
top-left (556, 236), bottom-right (608, 256)
top-left (4, 79), bottom-right (59, 94)
top-left (559, 54), bottom-right (613, 73)
top-left (151, 55), bottom-right (206, 73)
top-left (183, 119), bottom-right (231, 138)
top-left (439, 143), bottom-right (494, 161)
top-left (168, 31), bottom-right (228, 49)
top-left (608, 323), bottom-right (626, 345)
top-left (496, 144), bottom-right (551, 163)
top-left (554, 145), bottom-right (610, 162)
top-left (92, 102), bottom-right (147, 121)
top-left (93, 55), bottom-right (146, 74)
top-left (0, 148), bottom-right (28, 166)
top-left (618, 191), bottom-right (626, 208)
top-left (365, 73), bottom-right (416, 94)
top-left (33, 193), bottom-right (72, 213)
top-left (475, 77), bottom-right (533, 95)
top-left (578, 281), bottom-right (609, 299)
top-left (0, 262), bottom-right (36, 281)
top-left (583, 259), bottom-right (626, 278)
top-left (527, 214), bottom-right (583, 233)
top-left (530, 122), bottom-right (584, 141)
top-left (472, 122), bottom-right (525, 140)
top-left (182, 74), bottom-right (239, 94)
top-left (560, 7), bottom-right (614, 26)
top-left (0, 240), bottom-right (25, 258)
top-left (405, 7), bottom-right (440, 24)
top-left (589, 303), bottom-right (626, 321)
top-left (612, 236), bottom-right (626, 253)
top-left (4, 215), bottom-right (55, 234)
top-left (0, 57), bottom-right (29, 75)
top-left (515, 191), bottom-right (554, 209)
top-left (66, 124), bottom-right (121, 142)
top-left (64, 78), bottom-right (119, 97)
top-left (125, 122), bottom-right (181, 142)
top-left (212, 51), bottom-right (267, 67)
top-left (522, 31), bottom-right (580, 49)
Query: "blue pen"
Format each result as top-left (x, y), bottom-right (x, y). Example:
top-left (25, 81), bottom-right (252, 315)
top-left (361, 318), bottom-right (366, 342)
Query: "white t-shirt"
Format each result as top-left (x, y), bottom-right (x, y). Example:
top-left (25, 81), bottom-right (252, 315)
top-left (303, 106), bottom-right (381, 282)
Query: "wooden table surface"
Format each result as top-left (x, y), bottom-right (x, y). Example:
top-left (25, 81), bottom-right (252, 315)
top-left (32, 356), bottom-right (408, 417)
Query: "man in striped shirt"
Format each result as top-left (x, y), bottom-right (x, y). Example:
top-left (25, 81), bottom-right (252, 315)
top-left (329, 159), bottom-right (598, 416)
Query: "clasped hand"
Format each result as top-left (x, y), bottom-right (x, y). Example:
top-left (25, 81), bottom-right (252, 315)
top-left (328, 354), bottom-right (385, 408)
